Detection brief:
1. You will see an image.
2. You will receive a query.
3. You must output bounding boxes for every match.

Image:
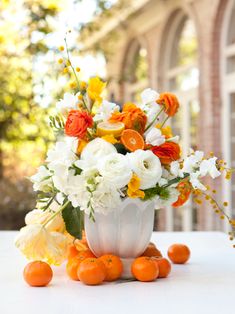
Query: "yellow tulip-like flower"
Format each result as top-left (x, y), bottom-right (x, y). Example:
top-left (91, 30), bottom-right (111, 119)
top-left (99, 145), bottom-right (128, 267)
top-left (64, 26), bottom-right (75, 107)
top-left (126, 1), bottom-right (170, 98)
top-left (25, 208), bottom-right (65, 233)
top-left (127, 173), bottom-right (145, 199)
top-left (87, 77), bottom-right (106, 102)
top-left (15, 224), bottom-right (68, 265)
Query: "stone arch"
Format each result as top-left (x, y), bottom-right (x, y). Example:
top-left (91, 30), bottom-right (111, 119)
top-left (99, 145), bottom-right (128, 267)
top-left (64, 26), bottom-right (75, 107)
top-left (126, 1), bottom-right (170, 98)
top-left (120, 36), bottom-right (150, 102)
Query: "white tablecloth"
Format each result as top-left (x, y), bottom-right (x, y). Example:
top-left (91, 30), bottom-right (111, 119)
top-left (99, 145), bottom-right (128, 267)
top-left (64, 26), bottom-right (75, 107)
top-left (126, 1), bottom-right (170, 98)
top-left (0, 231), bottom-right (234, 314)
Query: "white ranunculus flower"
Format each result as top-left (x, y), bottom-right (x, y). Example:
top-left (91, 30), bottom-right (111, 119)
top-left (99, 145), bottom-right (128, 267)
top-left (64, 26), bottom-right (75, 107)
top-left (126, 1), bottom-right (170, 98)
top-left (93, 100), bottom-right (120, 122)
top-left (25, 208), bottom-right (65, 232)
top-left (56, 92), bottom-right (81, 116)
top-left (141, 88), bottom-right (159, 105)
top-left (128, 150), bottom-right (162, 189)
top-left (97, 153), bottom-right (132, 188)
top-left (199, 157), bottom-right (221, 179)
top-left (145, 128), bottom-right (165, 146)
top-left (30, 166), bottom-right (52, 192)
top-left (81, 138), bottom-right (117, 166)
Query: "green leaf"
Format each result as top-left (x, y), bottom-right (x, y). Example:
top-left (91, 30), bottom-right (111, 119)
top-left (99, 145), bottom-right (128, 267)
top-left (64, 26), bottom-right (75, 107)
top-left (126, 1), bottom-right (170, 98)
top-left (62, 202), bottom-right (83, 239)
top-left (143, 185), bottom-right (163, 201)
top-left (114, 143), bottom-right (129, 155)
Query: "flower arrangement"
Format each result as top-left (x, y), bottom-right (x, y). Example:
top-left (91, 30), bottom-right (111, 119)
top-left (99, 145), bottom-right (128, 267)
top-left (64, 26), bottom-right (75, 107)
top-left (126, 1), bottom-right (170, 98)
top-left (15, 40), bottom-right (235, 270)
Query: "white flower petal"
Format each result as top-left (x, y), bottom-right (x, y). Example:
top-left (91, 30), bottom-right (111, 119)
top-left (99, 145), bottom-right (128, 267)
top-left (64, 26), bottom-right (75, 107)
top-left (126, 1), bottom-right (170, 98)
top-left (145, 128), bottom-right (165, 146)
top-left (128, 150), bottom-right (162, 189)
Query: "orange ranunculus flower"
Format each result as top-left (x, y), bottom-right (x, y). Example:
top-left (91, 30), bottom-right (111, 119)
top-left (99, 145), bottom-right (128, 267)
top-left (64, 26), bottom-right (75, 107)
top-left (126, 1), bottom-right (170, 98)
top-left (157, 93), bottom-right (179, 117)
top-left (172, 181), bottom-right (192, 207)
top-left (65, 110), bottom-right (93, 139)
top-left (151, 142), bottom-right (180, 164)
top-left (109, 103), bottom-right (147, 134)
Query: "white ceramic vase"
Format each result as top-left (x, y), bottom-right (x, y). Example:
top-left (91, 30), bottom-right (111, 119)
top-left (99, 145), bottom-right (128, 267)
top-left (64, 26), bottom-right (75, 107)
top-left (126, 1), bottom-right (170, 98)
top-left (84, 198), bottom-right (155, 278)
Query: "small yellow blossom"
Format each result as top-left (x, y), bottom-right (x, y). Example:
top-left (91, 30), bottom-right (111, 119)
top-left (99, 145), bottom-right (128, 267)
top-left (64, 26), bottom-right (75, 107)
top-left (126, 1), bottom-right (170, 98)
top-left (127, 174), bottom-right (145, 199)
top-left (63, 67), bottom-right (69, 74)
top-left (87, 77), bottom-right (106, 102)
top-left (69, 81), bottom-right (77, 89)
top-left (225, 170), bottom-right (232, 180)
top-left (155, 124), bottom-right (173, 138)
top-left (58, 58), bottom-right (63, 64)
top-left (59, 46), bottom-right (64, 51)
top-left (101, 134), bottom-right (118, 144)
top-left (76, 67), bottom-right (81, 72)
top-left (80, 81), bottom-right (87, 90)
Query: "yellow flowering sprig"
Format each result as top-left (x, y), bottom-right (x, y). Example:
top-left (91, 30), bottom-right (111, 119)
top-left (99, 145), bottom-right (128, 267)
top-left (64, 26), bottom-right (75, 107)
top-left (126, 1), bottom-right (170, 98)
top-left (64, 35), bottom-right (80, 90)
top-left (62, 34), bottom-right (89, 112)
top-left (193, 190), bottom-right (235, 247)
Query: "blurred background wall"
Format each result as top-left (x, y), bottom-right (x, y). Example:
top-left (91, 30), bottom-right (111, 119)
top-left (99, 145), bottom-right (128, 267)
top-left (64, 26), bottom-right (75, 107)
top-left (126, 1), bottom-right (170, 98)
top-left (0, 0), bottom-right (234, 232)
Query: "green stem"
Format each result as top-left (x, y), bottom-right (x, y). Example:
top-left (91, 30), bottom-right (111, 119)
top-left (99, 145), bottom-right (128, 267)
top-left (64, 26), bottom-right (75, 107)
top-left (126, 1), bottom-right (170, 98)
top-left (163, 173), bottom-right (189, 188)
top-left (42, 200), bottom-right (70, 228)
top-left (160, 115), bottom-right (169, 128)
top-left (64, 37), bottom-right (89, 112)
top-left (42, 194), bottom-right (56, 211)
top-left (145, 107), bottom-right (164, 132)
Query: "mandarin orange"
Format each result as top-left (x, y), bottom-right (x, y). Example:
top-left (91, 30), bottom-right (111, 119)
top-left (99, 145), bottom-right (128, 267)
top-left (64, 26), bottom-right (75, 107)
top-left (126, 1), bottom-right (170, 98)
top-left (23, 261), bottom-right (53, 287)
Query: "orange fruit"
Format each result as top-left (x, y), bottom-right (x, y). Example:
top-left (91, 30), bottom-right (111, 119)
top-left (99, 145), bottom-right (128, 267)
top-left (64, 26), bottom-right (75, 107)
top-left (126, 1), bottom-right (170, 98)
top-left (120, 129), bottom-right (145, 152)
top-left (141, 243), bottom-right (162, 258)
top-left (99, 254), bottom-right (123, 281)
top-left (23, 261), bottom-right (53, 287)
top-left (67, 244), bottom-right (79, 260)
top-left (66, 257), bottom-right (81, 281)
top-left (77, 258), bottom-right (106, 285)
top-left (131, 257), bottom-right (159, 282)
top-left (152, 257), bottom-right (171, 278)
top-left (167, 244), bottom-right (190, 264)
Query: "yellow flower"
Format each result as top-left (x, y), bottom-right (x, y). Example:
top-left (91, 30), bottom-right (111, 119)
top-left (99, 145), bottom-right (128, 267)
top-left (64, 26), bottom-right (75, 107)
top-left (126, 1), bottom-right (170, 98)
top-left (127, 174), bottom-right (145, 199)
top-left (156, 124), bottom-right (173, 138)
top-left (25, 208), bottom-right (65, 233)
top-left (87, 77), bottom-right (106, 102)
top-left (101, 134), bottom-right (118, 144)
top-left (15, 224), bottom-right (68, 265)
top-left (77, 139), bottom-right (88, 154)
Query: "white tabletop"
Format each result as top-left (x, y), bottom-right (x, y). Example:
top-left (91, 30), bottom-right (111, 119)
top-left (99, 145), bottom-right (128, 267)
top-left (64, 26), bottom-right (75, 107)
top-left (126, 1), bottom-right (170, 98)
top-left (0, 231), bottom-right (235, 314)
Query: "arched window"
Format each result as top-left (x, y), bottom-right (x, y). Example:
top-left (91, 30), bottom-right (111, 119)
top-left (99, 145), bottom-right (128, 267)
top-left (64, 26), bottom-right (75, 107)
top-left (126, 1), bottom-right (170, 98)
top-left (165, 14), bottom-right (199, 153)
top-left (160, 10), bottom-right (199, 231)
top-left (221, 0), bottom-right (235, 230)
top-left (122, 39), bottom-right (149, 103)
